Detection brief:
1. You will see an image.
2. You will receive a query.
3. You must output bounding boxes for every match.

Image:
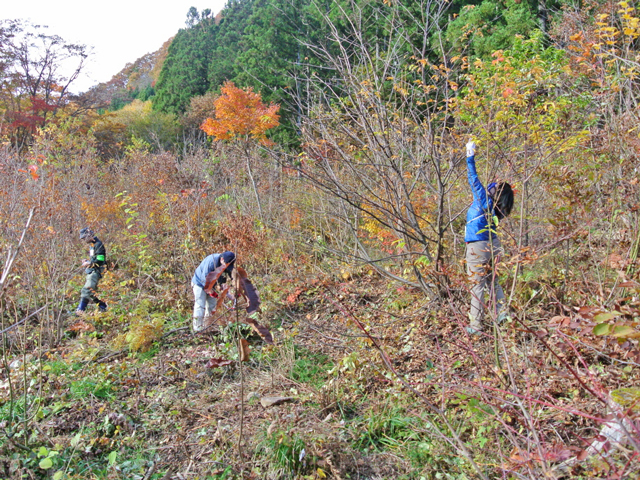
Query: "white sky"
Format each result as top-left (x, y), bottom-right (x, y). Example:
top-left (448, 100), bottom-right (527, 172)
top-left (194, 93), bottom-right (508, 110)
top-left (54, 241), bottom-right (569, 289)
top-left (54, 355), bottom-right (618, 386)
top-left (3, 0), bottom-right (228, 93)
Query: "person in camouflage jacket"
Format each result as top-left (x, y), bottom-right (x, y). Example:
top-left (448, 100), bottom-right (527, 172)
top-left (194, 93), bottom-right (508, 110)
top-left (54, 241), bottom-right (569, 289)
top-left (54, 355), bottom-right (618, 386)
top-left (76, 228), bottom-right (108, 314)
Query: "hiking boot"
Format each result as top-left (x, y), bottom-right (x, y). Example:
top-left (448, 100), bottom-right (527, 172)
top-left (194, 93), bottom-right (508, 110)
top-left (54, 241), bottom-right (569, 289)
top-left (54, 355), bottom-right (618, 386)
top-left (467, 327), bottom-right (482, 335)
top-left (466, 326), bottom-right (482, 336)
top-left (75, 299), bottom-right (88, 316)
top-left (98, 301), bottom-right (108, 312)
top-left (192, 316), bottom-right (204, 333)
top-left (496, 311), bottom-right (510, 325)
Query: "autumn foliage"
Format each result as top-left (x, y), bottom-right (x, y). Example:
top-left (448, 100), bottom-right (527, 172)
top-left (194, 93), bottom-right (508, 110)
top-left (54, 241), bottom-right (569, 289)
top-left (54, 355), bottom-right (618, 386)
top-left (3, 2), bottom-right (640, 479)
top-left (200, 81), bottom-right (280, 143)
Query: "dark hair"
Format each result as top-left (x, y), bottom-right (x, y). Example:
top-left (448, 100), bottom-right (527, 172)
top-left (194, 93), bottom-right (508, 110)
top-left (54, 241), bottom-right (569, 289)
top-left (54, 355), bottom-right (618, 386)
top-left (215, 251), bottom-right (235, 284)
top-left (493, 183), bottom-right (514, 220)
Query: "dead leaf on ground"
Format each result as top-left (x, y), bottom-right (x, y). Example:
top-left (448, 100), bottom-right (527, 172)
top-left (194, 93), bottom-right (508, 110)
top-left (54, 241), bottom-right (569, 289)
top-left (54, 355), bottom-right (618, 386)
top-left (206, 358), bottom-right (233, 369)
top-left (549, 315), bottom-right (570, 326)
top-left (68, 320), bottom-right (95, 333)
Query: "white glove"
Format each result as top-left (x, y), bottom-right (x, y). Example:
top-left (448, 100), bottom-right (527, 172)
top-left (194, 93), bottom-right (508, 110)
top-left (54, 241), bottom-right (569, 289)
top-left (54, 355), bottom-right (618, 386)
top-left (466, 141), bottom-right (476, 157)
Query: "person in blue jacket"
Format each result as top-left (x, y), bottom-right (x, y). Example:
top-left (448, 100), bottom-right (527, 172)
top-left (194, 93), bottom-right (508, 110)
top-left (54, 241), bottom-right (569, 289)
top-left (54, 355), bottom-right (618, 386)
top-left (464, 141), bottom-right (514, 334)
top-left (191, 251), bottom-right (235, 332)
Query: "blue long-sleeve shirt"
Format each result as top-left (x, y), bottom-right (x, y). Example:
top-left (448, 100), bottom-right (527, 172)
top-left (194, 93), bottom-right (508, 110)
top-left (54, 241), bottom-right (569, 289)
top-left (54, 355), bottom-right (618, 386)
top-left (464, 154), bottom-right (497, 243)
top-left (192, 253), bottom-right (230, 288)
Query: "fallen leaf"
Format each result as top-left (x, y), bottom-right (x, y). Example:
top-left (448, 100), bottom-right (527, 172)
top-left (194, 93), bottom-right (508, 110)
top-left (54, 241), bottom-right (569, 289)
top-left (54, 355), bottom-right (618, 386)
top-left (549, 315), bottom-right (570, 326)
top-left (577, 449), bottom-right (589, 461)
top-left (206, 358), bottom-right (233, 369)
top-left (68, 320), bottom-right (95, 333)
top-left (593, 311), bottom-right (621, 322)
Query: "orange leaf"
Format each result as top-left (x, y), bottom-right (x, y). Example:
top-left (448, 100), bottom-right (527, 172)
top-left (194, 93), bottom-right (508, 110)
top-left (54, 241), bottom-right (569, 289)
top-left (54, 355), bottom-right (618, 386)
top-left (68, 320), bottom-right (95, 333)
top-left (28, 165), bottom-right (39, 180)
top-left (502, 88), bottom-right (514, 98)
top-left (200, 81), bottom-right (280, 143)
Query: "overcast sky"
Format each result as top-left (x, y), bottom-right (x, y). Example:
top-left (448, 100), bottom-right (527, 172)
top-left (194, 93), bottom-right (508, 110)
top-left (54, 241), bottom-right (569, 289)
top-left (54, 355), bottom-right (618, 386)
top-left (3, 0), bottom-right (228, 93)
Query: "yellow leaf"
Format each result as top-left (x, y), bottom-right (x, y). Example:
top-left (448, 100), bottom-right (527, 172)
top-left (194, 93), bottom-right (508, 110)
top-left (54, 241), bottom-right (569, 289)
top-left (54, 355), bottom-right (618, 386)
top-left (317, 468), bottom-right (327, 478)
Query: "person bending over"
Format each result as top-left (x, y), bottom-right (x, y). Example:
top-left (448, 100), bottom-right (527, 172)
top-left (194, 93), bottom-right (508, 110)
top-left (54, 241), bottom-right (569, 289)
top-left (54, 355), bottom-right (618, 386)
top-left (191, 251), bottom-right (235, 333)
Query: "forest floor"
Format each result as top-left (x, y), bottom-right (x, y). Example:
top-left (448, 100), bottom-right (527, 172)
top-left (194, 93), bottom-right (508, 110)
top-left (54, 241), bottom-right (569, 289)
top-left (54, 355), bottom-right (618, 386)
top-left (1, 267), bottom-right (639, 479)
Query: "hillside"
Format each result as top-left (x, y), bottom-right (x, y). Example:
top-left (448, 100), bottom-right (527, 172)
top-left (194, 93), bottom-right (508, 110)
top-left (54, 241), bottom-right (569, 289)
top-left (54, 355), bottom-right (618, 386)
top-left (78, 37), bottom-right (172, 111)
top-left (1, 1), bottom-right (640, 479)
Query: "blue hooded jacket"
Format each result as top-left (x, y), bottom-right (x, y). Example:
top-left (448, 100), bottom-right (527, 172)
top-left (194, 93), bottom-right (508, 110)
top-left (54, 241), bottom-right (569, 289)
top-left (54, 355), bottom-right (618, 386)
top-left (464, 154), bottom-right (498, 243)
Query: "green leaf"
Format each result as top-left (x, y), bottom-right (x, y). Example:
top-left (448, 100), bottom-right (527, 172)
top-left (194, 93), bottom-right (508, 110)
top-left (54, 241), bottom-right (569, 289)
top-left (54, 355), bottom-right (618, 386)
top-left (108, 451), bottom-right (117, 466)
top-left (38, 446), bottom-right (49, 457)
top-left (39, 457), bottom-right (53, 469)
top-left (53, 471), bottom-right (64, 480)
top-left (593, 311), bottom-right (621, 322)
top-left (593, 323), bottom-right (612, 336)
top-left (611, 387), bottom-right (640, 412)
top-left (611, 325), bottom-right (639, 338)
top-left (70, 433), bottom-right (81, 447)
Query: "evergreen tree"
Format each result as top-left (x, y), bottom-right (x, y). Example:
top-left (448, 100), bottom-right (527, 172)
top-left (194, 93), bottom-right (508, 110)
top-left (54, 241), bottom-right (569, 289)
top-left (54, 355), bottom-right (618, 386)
top-left (442, 0), bottom-right (539, 58)
top-left (153, 12), bottom-right (218, 114)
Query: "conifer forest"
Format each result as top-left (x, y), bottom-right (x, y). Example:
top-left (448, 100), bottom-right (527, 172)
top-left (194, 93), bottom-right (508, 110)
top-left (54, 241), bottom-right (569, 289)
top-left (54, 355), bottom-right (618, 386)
top-left (1, 0), bottom-right (640, 478)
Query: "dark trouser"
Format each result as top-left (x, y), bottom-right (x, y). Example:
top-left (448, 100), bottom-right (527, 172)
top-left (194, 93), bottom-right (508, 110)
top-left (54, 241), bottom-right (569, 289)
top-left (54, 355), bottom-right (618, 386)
top-left (80, 270), bottom-right (102, 304)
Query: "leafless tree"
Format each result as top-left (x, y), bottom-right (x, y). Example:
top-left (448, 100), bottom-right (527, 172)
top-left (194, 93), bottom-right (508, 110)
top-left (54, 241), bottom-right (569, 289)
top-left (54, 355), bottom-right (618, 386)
top-left (287, 0), bottom-right (464, 296)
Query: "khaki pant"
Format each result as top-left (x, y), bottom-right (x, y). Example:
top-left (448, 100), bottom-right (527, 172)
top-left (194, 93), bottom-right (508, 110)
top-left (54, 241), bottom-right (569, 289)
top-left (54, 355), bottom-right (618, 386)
top-left (466, 239), bottom-right (505, 330)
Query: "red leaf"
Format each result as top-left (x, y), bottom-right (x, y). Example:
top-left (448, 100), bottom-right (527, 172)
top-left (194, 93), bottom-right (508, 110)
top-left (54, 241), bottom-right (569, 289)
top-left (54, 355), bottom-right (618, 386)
top-left (239, 338), bottom-right (250, 362)
top-left (244, 317), bottom-right (273, 344)
top-left (204, 264), bottom-right (231, 295)
top-left (206, 358), bottom-right (233, 369)
top-left (211, 286), bottom-right (228, 315)
top-left (233, 266), bottom-right (261, 314)
top-left (576, 449), bottom-right (589, 460)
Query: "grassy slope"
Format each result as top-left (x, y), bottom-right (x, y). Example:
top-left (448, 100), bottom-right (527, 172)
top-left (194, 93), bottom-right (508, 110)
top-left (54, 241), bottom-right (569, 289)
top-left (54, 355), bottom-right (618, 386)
top-left (2, 262), bottom-right (638, 480)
